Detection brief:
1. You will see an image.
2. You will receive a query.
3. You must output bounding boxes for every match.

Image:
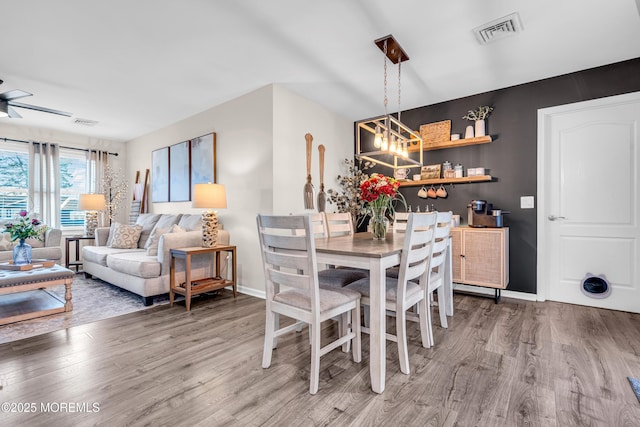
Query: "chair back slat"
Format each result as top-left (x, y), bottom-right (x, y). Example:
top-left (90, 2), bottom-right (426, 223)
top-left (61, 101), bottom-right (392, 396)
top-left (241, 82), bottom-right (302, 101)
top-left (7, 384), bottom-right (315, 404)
top-left (257, 214), bottom-right (320, 307)
top-left (393, 212), bottom-right (410, 233)
top-left (430, 211), bottom-right (452, 271)
top-left (324, 212), bottom-right (354, 237)
top-left (396, 213), bottom-right (437, 300)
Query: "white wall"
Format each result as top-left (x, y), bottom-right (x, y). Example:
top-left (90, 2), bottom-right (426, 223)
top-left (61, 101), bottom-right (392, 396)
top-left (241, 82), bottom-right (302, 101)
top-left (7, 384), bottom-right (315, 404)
top-left (125, 84), bottom-right (353, 295)
top-left (272, 85), bottom-right (354, 215)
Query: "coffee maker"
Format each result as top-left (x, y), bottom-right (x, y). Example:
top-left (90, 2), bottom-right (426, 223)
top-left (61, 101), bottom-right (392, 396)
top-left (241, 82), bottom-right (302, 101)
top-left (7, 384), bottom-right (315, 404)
top-left (467, 200), bottom-right (508, 228)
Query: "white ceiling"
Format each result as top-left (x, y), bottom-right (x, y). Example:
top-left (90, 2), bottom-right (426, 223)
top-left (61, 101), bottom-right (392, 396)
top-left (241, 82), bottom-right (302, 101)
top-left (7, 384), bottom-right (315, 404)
top-left (1, 0), bottom-right (639, 142)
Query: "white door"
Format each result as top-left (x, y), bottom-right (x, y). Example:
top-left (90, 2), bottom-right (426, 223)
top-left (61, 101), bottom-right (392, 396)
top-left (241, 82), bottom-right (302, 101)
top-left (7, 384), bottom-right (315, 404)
top-left (538, 91), bottom-right (640, 313)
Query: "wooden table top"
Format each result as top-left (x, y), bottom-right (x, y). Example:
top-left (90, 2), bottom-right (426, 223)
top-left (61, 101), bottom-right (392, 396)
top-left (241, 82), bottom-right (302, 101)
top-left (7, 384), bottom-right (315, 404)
top-left (314, 232), bottom-right (405, 258)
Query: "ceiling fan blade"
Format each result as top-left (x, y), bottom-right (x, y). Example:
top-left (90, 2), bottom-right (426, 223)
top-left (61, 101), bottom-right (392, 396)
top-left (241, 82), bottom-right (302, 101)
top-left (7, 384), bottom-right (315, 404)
top-left (8, 106), bottom-right (22, 118)
top-left (9, 101), bottom-right (72, 117)
top-left (0, 89), bottom-right (32, 101)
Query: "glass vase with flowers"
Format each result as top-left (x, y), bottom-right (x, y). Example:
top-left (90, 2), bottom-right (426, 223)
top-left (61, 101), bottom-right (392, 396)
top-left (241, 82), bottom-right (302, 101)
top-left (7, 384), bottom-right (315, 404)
top-left (359, 173), bottom-right (405, 240)
top-left (2, 210), bottom-right (49, 265)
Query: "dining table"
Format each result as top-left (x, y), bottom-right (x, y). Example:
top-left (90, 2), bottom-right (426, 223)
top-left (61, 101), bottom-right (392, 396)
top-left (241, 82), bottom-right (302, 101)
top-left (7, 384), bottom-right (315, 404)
top-left (314, 231), bottom-right (453, 394)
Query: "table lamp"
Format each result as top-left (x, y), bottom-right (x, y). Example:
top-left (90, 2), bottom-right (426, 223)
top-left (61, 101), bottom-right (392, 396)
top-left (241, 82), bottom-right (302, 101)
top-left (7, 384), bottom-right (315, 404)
top-left (78, 193), bottom-right (106, 237)
top-left (192, 183), bottom-right (227, 247)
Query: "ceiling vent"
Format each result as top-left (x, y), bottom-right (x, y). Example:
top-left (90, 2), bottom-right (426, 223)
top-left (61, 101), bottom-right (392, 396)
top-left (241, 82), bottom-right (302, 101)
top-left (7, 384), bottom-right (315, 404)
top-left (73, 118), bottom-right (99, 127)
top-left (473, 12), bottom-right (524, 45)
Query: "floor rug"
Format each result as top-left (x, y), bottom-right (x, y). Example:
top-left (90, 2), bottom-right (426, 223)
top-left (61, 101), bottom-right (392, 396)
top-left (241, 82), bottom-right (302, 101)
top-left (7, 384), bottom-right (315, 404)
top-left (629, 377), bottom-right (640, 403)
top-left (0, 273), bottom-right (172, 344)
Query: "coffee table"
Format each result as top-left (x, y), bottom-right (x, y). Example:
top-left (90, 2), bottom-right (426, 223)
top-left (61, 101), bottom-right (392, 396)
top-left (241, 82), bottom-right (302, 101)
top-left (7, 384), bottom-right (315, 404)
top-left (0, 264), bottom-right (74, 325)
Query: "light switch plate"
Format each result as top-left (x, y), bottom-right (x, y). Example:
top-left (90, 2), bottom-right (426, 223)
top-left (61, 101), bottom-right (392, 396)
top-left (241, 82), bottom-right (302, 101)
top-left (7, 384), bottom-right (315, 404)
top-left (521, 196), bottom-right (535, 209)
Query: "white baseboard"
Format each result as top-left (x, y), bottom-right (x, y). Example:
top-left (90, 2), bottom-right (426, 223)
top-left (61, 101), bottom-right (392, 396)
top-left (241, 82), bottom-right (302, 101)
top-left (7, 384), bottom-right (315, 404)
top-left (231, 283), bottom-right (536, 302)
top-left (453, 284), bottom-right (538, 302)
top-left (233, 284), bottom-right (265, 300)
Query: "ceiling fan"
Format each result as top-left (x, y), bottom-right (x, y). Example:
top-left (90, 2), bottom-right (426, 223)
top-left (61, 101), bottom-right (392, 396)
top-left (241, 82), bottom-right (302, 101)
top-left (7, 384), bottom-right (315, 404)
top-left (0, 79), bottom-right (72, 118)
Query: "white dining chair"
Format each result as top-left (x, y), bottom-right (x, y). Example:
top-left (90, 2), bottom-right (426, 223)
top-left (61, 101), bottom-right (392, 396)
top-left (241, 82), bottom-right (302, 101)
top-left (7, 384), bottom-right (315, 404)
top-left (318, 212), bottom-right (369, 288)
top-left (257, 214), bottom-right (361, 394)
top-left (345, 212), bottom-right (437, 375)
top-left (392, 211), bottom-right (410, 233)
top-left (425, 210), bottom-right (453, 346)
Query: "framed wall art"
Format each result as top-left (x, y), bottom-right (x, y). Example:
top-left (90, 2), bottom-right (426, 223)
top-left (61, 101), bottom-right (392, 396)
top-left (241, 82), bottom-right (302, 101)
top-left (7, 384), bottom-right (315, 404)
top-left (169, 141), bottom-right (191, 202)
top-left (190, 132), bottom-right (217, 197)
top-left (151, 147), bottom-right (169, 203)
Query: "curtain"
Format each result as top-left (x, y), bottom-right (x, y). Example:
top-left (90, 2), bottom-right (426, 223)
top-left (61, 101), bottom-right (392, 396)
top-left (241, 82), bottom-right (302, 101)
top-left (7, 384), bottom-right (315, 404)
top-left (86, 149), bottom-right (108, 225)
top-left (28, 141), bottom-right (61, 228)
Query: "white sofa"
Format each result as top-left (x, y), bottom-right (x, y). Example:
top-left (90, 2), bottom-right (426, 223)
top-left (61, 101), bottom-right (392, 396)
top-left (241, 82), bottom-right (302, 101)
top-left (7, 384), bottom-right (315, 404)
top-left (82, 213), bottom-right (229, 305)
top-left (0, 228), bottom-right (63, 262)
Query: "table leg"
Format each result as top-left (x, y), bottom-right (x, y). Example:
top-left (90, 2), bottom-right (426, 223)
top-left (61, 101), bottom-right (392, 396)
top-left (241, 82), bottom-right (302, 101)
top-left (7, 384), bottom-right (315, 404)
top-left (170, 255), bottom-right (176, 307)
top-left (64, 279), bottom-right (73, 312)
top-left (185, 254), bottom-right (192, 311)
top-left (369, 258), bottom-right (386, 394)
top-left (231, 248), bottom-right (237, 297)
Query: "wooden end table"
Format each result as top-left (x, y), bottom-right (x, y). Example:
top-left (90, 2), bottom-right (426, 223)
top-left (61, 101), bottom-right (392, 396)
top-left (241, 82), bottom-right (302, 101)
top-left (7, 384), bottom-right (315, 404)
top-left (169, 245), bottom-right (237, 311)
top-left (65, 236), bottom-right (95, 272)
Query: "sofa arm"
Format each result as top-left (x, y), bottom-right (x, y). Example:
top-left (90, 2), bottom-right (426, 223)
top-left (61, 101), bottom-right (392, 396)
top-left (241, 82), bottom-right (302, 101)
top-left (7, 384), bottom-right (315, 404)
top-left (44, 228), bottom-right (62, 247)
top-left (94, 227), bottom-right (111, 246)
top-left (157, 230), bottom-right (204, 275)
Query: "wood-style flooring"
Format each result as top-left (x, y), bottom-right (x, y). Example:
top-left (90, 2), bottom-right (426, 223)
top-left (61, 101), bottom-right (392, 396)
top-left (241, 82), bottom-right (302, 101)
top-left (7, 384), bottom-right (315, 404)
top-left (1, 291), bottom-right (639, 426)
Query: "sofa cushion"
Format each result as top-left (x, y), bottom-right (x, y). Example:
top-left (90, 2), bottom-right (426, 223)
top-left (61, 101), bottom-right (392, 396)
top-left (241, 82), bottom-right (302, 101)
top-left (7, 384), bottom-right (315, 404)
top-left (144, 226), bottom-right (170, 256)
top-left (135, 214), bottom-right (162, 249)
top-left (83, 246), bottom-right (145, 267)
top-left (177, 214), bottom-right (202, 231)
top-left (142, 214), bottom-right (181, 248)
top-left (25, 236), bottom-right (45, 248)
top-left (108, 223), bottom-right (143, 249)
top-left (106, 252), bottom-right (161, 279)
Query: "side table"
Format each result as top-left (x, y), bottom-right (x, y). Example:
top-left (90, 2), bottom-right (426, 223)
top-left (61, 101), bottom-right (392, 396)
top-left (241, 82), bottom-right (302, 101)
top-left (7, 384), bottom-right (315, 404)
top-left (170, 245), bottom-right (237, 311)
top-left (65, 236), bottom-right (95, 272)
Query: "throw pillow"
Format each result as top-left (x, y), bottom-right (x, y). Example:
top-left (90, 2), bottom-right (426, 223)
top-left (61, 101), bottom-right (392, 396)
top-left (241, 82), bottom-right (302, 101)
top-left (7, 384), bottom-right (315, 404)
top-left (108, 223), bottom-right (143, 249)
top-left (145, 226), bottom-right (170, 256)
top-left (0, 232), bottom-right (13, 251)
top-left (170, 224), bottom-right (185, 233)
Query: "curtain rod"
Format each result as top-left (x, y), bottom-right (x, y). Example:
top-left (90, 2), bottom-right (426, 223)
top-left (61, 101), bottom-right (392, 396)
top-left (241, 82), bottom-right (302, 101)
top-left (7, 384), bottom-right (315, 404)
top-left (1, 137), bottom-right (119, 156)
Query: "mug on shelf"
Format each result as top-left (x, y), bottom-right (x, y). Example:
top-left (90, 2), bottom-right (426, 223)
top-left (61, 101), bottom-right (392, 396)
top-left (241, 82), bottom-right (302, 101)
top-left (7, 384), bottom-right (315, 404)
top-left (427, 185), bottom-right (437, 198)
top-left (417, 186), bottom-right (428, 198)
top-left (436, 185), bottom-right (448, 198)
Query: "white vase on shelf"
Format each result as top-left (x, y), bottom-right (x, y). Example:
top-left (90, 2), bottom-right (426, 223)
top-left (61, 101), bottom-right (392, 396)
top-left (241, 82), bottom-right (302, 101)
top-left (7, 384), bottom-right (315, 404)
top-left (464, 125), bottom-right (474, 139)
top-left (475, 119), bottom-right (486, 137)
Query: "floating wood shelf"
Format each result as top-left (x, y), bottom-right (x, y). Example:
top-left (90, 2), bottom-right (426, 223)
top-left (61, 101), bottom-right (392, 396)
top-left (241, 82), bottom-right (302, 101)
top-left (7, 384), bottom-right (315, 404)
top-left (398, 175), bottom-right (493, 187)
top-left (407, 135), bottom-right (492, 152)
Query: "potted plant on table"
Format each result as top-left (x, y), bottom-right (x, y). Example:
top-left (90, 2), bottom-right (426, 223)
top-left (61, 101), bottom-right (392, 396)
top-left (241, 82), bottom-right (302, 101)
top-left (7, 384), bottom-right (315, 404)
top-left (327, 159), bottom-right (374, 230)
top-left (463, 105), bottom-right (493, 137)
top-left (2, 210), bottom-right (49, 265)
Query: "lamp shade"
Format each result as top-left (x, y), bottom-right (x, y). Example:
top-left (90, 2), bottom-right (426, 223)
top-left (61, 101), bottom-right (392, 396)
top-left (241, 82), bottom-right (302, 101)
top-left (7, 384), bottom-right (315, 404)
top-left (78, 193), bottom-right (106, 211)
top-left (193, 183), bottom-right (227, 209)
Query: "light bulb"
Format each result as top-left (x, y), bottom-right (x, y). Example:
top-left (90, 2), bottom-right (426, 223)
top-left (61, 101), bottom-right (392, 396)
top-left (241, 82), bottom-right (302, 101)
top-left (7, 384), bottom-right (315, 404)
top-left (381, 134), bottom-right (389, 151)
top-left (374, 126), bottom-right (382, 148)
top-left (389, 135), bottom-right (397, 153)
top-left (402, 146), bottom-right (409, 157)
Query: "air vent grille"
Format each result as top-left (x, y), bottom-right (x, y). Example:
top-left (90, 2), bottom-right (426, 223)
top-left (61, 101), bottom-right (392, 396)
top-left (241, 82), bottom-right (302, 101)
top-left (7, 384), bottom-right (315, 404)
top-left (473, 12), bottom-right (523, 45)
top-left (73, 118), bottom-right (99, 127)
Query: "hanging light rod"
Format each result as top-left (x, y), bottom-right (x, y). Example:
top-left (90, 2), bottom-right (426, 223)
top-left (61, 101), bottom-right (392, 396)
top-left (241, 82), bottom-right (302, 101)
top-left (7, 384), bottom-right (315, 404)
top-left (374, 34), bottom-right (409, 64)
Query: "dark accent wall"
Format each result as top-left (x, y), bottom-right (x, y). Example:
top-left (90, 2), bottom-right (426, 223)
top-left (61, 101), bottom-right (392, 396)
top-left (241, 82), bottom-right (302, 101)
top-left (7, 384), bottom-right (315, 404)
top-left (363, 57), bottom-right (640, 294)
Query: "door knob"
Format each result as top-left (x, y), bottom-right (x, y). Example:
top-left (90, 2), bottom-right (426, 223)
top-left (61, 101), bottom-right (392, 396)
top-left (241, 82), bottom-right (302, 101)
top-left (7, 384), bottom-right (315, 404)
top-left (548, 215), bottom-right (566, 221)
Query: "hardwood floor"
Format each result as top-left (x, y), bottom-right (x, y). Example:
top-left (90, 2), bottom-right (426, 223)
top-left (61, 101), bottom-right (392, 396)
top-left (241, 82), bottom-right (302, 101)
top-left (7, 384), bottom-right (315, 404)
top-left (1, 291), bottom-right (639, 426)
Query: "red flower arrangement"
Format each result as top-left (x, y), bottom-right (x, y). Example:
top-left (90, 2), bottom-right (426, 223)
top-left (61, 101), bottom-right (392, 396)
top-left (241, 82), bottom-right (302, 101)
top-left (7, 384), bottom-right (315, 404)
top-left (359, 173), bottom-right (400, 206)
top-left (359, 174), bottom-right (405, 239)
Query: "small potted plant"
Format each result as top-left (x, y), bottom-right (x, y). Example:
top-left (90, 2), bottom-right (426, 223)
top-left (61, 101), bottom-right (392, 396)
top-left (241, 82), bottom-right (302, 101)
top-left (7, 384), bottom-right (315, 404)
top-left (463, 105), bottom-right (493, 138)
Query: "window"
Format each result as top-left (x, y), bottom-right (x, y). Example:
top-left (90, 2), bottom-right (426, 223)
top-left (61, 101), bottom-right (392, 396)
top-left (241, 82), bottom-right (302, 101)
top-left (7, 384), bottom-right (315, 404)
top-left (59, 149), bottom-right (88, 227)
top-left (0, 144), bottom-right (29, 219)
top-left (0, 143), bottom-right (94, 229)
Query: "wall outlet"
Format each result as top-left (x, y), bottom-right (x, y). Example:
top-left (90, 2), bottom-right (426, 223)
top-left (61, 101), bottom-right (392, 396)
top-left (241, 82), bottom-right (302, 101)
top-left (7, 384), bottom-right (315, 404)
top-left (520, 196), bottom-right (535, 209)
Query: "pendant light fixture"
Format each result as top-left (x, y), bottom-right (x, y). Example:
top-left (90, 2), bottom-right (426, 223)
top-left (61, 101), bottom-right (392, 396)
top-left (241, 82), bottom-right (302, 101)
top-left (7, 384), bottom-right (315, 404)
top-left (356, 35), bottom-right (423, 171)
